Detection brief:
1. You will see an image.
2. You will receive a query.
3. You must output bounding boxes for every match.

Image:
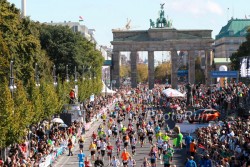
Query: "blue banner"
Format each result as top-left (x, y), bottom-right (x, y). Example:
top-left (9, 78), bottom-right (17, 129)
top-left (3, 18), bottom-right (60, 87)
top-left (177, 70), bottom-right (188, 76)
top-left (210, 71), bottom-right (239, 78)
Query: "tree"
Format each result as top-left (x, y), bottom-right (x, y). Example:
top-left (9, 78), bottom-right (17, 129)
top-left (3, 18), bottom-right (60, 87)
top-left (40, 79), bottom-right (60, 119)
top-left (0, 0), bottom-right (49, 84)
top-left (154, 61), bottom-right (171, 83)
top-left (27, 80), bottom-right (44, 124)
top-left (137, 64), bottom-right (148, 83)
top-left (12, 81), bottom-right (33, 144)
top-left (39, 24), bottom-right (104, 80)
top-left (0, 79), bottom-right (14, 148)
top-left (120, 65), bottom-right (130, 78)
top-left (230, 28), bottom-right (250, 70)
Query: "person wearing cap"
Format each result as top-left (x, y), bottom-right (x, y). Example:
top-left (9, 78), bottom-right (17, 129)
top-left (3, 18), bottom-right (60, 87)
top-left (185, 156), bottom-right (197, 167)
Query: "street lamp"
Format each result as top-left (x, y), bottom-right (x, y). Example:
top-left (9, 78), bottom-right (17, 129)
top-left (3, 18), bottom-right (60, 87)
top-left (105, 70), bottom-right (107, 97)
top-left (53, 65), bottom-right (57, 86)
top-left (9, 60), bottom-right (16, 97)
top-left (74, 66), bottom-right (78, 82)
top-left (82, 65), bottom-right (86, 80)
top-left (35, 63), bottom-right (40, 87)
top-left (66, 65), bottom-right (69, 82)
top-left (88, 66), bottom-right (92, 80)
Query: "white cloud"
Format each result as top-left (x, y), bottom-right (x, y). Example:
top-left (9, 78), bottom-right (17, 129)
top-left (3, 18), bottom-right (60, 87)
top-left (165, 0), bottom-right (224, 16)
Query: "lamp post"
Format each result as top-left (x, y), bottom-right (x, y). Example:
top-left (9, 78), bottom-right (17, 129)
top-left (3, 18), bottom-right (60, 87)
top-left (88, 66), bottom-right (92, 80)
top-left (82, 65), bottom-right (86, 81)
top-left (105, 70), bottom-right (107, 97)
top-left (66, 65), bottom-right (69, 82)
top-left (53, 65), bottom-right (57, 86)
top-left (35, 63), bottom-right (40, 87)
top-left (74, 66), bottom-right (78, 82)
top-left (9, 60), bottom-right (16, 97)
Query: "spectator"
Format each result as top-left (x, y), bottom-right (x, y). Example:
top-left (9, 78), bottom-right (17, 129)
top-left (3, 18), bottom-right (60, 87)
top-left (185, 156), bottom-right (197, 167)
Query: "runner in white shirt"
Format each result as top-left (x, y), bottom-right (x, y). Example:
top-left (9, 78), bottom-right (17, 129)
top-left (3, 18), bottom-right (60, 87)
top-left (100, 140), bottom-right (107, 160)
top-left (157, 137), bottom-right (164, 159)
top-left (111, 155), bottom-right (120, 167)
top-left (162, 141), bottom-right (169, 155)
top-left (107, 128), bottom-right (112, 141)
top-left (96, 139), bottom-right (101, 155)
top-left (128, 156), bottom-right (136, 167)
top-left (130, 135), bottom-right (137, 156)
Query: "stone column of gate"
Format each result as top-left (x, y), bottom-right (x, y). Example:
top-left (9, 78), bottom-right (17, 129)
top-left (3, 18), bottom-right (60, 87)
top-left (130, 51), bottom-right (138, 88)
top-left (112, 51), bottom-right (120, 88)
top-left (171, 50), bottom-right (178, 89)
top-left (205, 50), bottom-right (212, 86)
top-left (188, 50), bottom-right (196, 85)
top-left (148, 51), bottom-right (155, 90)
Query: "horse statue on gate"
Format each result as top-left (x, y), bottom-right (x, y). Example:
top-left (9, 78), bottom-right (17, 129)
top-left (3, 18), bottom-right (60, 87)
top-left (150, 19), bottom-right (155, 28)
top-left (149, 3), bottom-right (173, 29)
top-left (156, 3), bottom-right (167, 28)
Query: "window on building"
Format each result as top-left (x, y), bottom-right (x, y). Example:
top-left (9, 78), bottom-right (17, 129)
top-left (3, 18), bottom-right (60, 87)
top-left (229, 31), bottom-right (234, 36)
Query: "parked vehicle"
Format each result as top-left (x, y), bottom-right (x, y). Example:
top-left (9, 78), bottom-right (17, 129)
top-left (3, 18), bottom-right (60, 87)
top-left (188, 109), bottom-right (220, 123)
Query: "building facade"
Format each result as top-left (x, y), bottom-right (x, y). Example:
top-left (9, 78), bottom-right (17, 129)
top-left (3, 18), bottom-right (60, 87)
top-left (214, 18), bottom-right (250, 59)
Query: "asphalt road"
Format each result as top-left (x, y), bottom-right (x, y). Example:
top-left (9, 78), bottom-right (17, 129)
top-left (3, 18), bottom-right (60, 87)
top-left (53, 106), bottom-right (188, 167)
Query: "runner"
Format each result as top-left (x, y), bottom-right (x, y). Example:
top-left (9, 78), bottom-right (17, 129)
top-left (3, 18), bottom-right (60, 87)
top-left (142, 157), bottom-right (150, 167)
top-left (89, 141), bottom-right (97, 161)
top-left (78, 136), bottom-right (85, 153)
top-left (111, 155), bottom-right (121, 167)
top-left (121, 148), bottom-right (131, 167)
top-left (127, 156), bottom-right (136, 167)
top-left (157, 136), bottom-right (164, 160)
top-left (149, 145), bottom-right (158, 167)
top-left (130, 135), bottom-right (137, 156)
top-left (100, 139), bottom-right (107, 160)
top-left (115, 137), bottom-right (121, 155)
top-left (107, 142), bottom-right (113, 165)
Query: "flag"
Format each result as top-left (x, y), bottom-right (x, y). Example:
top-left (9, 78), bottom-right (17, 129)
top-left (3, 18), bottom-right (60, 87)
top-left (79, 16), bottom-right (84, 22)
top-left (198, 143), bottom-right (206, 150)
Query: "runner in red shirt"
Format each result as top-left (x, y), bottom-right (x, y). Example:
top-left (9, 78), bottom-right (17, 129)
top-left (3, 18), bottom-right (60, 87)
top-left (107, 142), bottom-right (113, 165)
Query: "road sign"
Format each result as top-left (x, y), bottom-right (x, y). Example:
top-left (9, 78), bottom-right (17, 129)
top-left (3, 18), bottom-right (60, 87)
top-left (177, 70), bottom-right (188, 76)
top-left (210, 71), bottom-right (239, 78)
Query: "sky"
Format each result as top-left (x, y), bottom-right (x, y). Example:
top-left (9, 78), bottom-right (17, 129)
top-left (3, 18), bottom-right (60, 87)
top-left (7, 0), bottom-right (250, 48)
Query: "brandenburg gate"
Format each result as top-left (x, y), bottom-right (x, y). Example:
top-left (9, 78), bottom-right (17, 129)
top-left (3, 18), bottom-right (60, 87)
top-left (111, 4), bottom-right (214, 89)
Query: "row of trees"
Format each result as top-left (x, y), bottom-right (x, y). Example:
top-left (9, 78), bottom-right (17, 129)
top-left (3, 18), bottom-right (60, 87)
top-left (120, 62), bottom-right (171, 83)
top-left (120, 59), bottom-right (205, 84)
top-left (0, 0), bottom-right (103, 148)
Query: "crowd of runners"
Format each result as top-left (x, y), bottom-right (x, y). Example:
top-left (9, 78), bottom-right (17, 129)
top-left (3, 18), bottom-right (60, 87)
top-left (85, 85), bottom-right (177, 167)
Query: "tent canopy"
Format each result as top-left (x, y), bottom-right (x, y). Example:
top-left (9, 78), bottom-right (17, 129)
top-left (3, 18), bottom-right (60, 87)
top-left (101, 81), bottom-right (116, 95)
top-left (162, 88), bottom-right (185, 98)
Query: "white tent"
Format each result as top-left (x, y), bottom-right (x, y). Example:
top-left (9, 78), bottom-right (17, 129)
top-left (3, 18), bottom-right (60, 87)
top-left (162, 88), bottom-right (185, 98)
top-left (101, 81), bottom-right (116, 95)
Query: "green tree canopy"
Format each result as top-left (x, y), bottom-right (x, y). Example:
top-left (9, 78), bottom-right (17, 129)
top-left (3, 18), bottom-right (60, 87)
top-left (154, 61), bottom-right (171, 82)
top-left (137, 64), bottom-right (148, 83)
top-left (230, 28), bottom-right (250, 70)
top-left (39, 24), bottom-right (104, 80)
